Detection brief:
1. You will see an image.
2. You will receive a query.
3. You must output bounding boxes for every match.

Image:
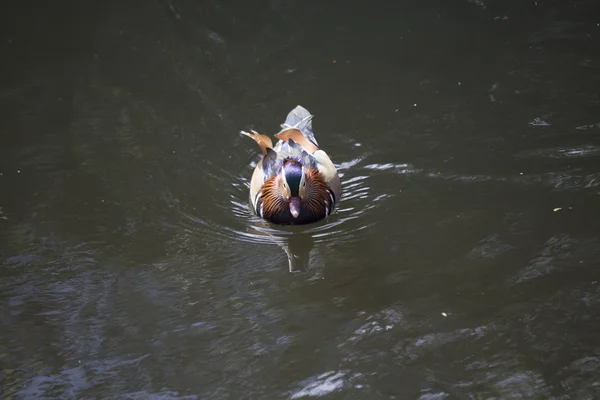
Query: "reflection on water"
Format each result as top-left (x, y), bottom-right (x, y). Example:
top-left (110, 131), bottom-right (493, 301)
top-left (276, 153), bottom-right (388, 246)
top-left (2, 0), bottom-right (600, 398)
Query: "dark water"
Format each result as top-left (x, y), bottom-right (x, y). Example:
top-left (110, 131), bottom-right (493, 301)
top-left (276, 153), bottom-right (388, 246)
top-left (2, 0), bottom-right (600, 398)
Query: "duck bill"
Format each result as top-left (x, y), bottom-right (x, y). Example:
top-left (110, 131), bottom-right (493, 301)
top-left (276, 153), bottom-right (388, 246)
top-left (289, 197), bottom-right (301, 219)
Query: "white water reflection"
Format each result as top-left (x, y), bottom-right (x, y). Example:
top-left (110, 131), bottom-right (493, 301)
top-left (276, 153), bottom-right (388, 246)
top-left (290, 370), bottom-right (364, 399)
top-left (529, 117), bottom-right (552, 127)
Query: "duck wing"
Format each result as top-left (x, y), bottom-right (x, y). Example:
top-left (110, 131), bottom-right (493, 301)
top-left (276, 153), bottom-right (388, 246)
top-left (272, 139), bottom-right (319, 171)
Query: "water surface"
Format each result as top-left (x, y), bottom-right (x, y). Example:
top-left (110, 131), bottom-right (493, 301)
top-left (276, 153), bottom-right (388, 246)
top-left (1, 0), bottom-right (600, 398)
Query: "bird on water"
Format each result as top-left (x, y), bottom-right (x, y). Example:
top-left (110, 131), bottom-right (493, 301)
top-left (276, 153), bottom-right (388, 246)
top-left (241, 105), bottom-right (341, 225)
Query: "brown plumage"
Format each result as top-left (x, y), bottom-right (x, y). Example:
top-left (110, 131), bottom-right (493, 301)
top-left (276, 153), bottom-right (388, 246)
top-left (274, 128), bottom-right (319, 154)
top-left (241, 105), bottom-right (341, 225)
top-left (240, 130), bottom-right (273, 155)
top-left (258, 176), bottom-right (287, 220)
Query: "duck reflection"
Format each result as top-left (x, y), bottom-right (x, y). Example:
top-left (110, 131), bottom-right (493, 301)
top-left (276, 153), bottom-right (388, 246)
top-left (279, 232), bottom-right (314, 272)
top-left (247, 222), bottom-right (314, 272)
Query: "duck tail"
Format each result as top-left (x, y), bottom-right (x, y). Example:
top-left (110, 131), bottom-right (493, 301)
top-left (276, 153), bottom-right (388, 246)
top-left (280, 105), bottom-right (318, 146)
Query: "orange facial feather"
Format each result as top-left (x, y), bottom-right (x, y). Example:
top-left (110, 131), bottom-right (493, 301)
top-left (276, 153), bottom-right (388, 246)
top-left (302, 169), bottom-right (333, 216)
top-left (259, 176), bottom-right (286, 218)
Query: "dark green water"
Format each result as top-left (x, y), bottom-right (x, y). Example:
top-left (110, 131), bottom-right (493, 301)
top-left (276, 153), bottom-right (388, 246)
top-left (2, 0), bottom-right (600, 398)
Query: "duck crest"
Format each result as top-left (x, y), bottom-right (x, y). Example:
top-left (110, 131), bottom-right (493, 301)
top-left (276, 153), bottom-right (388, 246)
top-left (241, 105), bottom-right (342, 225)
top-left (282, 159), bottom-right (303, 197)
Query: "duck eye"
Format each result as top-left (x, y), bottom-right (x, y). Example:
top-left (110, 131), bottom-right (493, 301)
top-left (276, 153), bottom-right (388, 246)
top-left (302, 181), bottom-right (306, 187)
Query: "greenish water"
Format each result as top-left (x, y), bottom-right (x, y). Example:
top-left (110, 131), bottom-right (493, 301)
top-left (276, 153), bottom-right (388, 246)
top-left (1, 0), bottom-right (600, 398)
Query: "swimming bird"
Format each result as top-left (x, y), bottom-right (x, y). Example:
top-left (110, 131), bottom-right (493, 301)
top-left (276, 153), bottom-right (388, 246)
top-left (241, 105), bottom-right (341, 225)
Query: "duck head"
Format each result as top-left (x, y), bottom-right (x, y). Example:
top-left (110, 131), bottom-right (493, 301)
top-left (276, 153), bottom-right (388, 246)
top-left (281, 160), bottom-right (305, 219)
top-left (257, 158), bottom-right (333, 225)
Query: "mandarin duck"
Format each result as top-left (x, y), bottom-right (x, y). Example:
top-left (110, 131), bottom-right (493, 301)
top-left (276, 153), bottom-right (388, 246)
top-left (241, 105), bottom-right (341, 225)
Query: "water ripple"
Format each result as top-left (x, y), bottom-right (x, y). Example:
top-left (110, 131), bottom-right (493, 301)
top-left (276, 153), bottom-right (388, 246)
top-left (517, 145), bottom-right (600, 159)
top-left (290, 370), bottom-right (364, 399)
top-left (177, 154), bottom-right (381, 252)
